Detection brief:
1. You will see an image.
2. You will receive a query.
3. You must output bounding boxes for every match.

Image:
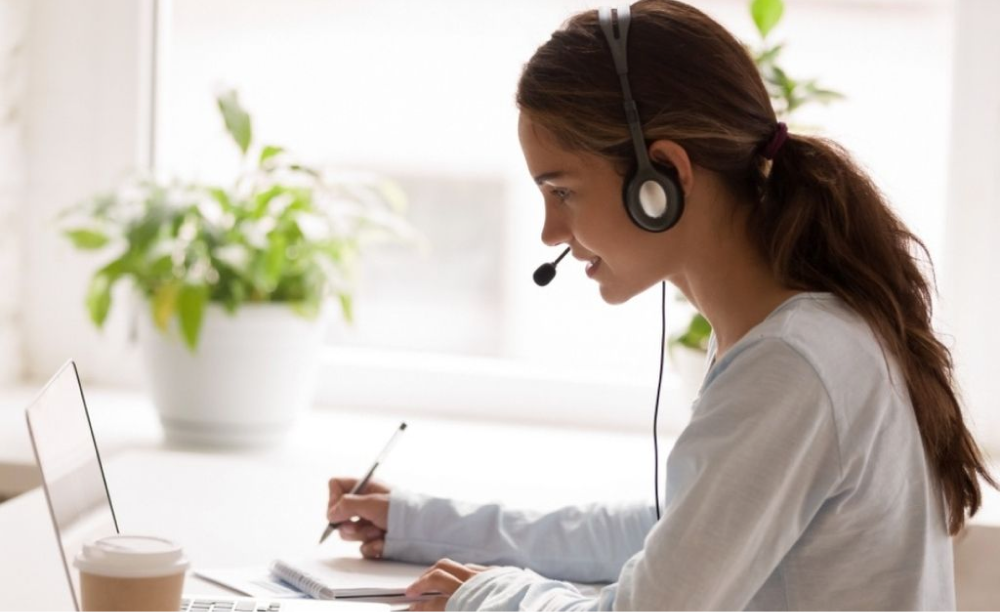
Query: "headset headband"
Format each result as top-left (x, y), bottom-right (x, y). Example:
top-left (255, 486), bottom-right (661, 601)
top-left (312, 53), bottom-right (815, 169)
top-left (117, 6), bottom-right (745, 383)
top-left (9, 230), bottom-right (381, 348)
top-left (598, 5), bottom-right (653, 170)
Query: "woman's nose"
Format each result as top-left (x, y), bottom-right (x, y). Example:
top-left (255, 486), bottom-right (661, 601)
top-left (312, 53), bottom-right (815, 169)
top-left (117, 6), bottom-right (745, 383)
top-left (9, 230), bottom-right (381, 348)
top-left (540, 206), bottom-right (571, 247)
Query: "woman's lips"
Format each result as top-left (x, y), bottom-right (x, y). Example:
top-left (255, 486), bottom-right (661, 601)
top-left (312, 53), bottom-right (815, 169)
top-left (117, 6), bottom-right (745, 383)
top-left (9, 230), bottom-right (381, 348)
top-left (585, 257), bottom-right (601, 278)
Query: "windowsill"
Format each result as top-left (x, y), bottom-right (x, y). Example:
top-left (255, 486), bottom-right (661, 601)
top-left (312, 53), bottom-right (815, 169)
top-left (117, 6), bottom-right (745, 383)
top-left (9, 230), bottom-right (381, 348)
top-left (314, 345), bottom-right (694, 435)
top-left (0, 382), bottom-right (668, 508)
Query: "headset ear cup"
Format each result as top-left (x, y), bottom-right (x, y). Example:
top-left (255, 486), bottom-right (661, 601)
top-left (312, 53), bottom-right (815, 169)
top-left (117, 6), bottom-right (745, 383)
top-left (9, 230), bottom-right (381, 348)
top-left (652, 161), bottom-right (684, 230)
top-left (623, 162), bottom-right (685, 232)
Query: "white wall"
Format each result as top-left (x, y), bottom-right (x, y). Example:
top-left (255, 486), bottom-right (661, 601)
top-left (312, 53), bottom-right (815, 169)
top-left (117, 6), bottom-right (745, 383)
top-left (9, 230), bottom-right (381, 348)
top-left (21, 0), bottom-right (152, 385)
top-left (160, 0), bottom-right (956, 375)
top-left (0, 0), bottom-right (28, 385)
top-left (942, 0), bottom-right (1000, 455)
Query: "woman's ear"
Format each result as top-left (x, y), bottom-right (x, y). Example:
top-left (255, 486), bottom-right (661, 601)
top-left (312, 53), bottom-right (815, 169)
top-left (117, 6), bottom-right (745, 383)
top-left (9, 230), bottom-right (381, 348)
top-left (648, 140), bottom-right (694, 197)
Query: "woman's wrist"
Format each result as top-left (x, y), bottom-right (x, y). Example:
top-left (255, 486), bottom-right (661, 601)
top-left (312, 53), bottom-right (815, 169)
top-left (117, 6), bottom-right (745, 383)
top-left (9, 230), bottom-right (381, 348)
top-left (444, 567), bottom-right (527, 612)
top-left (383, 488), bottom-right (425, 559)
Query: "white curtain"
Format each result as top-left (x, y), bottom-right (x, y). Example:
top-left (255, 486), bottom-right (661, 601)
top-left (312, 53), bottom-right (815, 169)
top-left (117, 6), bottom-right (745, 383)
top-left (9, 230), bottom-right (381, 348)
top-left (20, 0), bottom-right (152, 385)
top-left (943, 0), bottom-right (1000, 456)
top-left (0, 0), bottom-right (28, 384)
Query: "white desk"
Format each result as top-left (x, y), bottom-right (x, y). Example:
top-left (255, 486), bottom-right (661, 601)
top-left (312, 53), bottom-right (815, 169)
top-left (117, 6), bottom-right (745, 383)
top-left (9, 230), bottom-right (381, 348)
top-left (0, 386), bottom-right (658, 610)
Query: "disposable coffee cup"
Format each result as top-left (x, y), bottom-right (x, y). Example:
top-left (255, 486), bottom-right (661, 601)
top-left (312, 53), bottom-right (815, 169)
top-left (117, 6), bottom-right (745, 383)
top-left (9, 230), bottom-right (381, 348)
top-left (73, 535), bottom-right (189, 611)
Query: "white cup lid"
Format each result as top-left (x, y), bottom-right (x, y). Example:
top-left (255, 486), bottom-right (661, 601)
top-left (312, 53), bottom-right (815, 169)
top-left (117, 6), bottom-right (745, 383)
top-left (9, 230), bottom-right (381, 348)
top-left (74, 535), bottom-right (190, 579)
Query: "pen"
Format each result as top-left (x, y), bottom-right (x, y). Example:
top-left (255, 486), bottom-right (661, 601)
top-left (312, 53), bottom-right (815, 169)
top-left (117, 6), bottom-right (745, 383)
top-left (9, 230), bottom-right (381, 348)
top-left (319, 421), bottom-right (407, 544)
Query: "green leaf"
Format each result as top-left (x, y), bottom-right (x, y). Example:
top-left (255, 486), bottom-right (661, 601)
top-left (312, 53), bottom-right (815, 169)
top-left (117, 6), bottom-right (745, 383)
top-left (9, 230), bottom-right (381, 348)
top-left (801, 83), bottom-right (846, 104)
top-left (253, 185), bottom-right (283, 218)
top-left (85, 251), bottom-right (136, 327)
top-left (770, 65), bottom-right (797, 102)
top-left (146, 254), bottom-right (174, 280)
top-left (282, 188), bottom-right (312, 218)
top-left (99, 253), bottom-right (135, 279)
top-left (127, 211), bottom-right (168, 253)
top-left (259, 145), bottom-right (285, 167)
top-left (221, 279), bottom-right (246, 314)
top-left (751, 0), bottom-right (784, 39)
top-left (85, 273), bottom-right (113, 328)
top-left (206, 187), bottom-right (233, 212)
top-left (689, 313), bottom-right (712, 337)
top-left (754, 42), bottom-right (784, 66)
top-left (338, 293), bottom-right (354, 325)
top-left (65, 228), bottom-right (110, 250)
top-left (216, 90), bottom-right (253, 155)
top-left (292, 297), bottom-right (321, 319)
top-left (176, 284), bottom-right (209, 351)
top-left (264, 233), bottom-right (287, 288)
top-left (288, 164), bottom-right (321, 178)
top-left (151, 282), bottom-right (181, 332)
top-left (669, 313), bottom-right (712, 352)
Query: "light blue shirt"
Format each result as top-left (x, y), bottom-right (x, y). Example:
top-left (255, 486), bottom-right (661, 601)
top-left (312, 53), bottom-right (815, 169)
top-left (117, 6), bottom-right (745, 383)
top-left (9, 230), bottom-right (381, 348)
top-left (384, 293), bottom-right (956, 610)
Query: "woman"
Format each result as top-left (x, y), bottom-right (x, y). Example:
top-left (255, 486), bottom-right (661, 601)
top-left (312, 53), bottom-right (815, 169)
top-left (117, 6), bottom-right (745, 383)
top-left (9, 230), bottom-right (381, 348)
top-left (326, 1), bottom-right (995, 609)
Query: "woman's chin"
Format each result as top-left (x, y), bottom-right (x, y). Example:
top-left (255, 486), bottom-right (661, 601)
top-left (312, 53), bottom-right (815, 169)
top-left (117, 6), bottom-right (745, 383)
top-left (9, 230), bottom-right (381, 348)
top-left (598, 283), bottom-right (634, 305)
top-left (598, 277), bottom-right (662, 305)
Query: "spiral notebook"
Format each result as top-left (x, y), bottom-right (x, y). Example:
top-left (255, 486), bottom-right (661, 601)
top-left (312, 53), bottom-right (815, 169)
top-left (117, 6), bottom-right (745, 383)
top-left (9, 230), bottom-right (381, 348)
top-left (269, 558), bottom-right (419, 599)
top-left (197, 555), bottom-right (434, 601)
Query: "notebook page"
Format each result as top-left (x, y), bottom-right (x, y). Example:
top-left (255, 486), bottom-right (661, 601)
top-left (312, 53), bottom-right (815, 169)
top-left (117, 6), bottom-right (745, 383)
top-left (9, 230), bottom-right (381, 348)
top-left (270, 556), bottom-right (428, 599)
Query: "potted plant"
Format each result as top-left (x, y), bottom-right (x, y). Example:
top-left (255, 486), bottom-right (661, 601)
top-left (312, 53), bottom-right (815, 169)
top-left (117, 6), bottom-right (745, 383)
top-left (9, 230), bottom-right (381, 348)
top-left (669, 0), bottom-right (844, 398)
top-left (61, 90), bottom-right (418, 447)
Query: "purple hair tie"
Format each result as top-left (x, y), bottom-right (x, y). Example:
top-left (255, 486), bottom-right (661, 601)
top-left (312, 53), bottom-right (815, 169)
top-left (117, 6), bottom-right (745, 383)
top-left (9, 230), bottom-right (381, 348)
top-left (761, 122), bottom-right (789, 160)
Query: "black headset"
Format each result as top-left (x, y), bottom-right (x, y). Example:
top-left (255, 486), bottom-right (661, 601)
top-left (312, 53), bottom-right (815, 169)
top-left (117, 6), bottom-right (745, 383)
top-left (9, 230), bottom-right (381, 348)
top-left (534, 6), bottom-right (675, 522)
top-left (598, 5), bottom-right (685, 233)
top-left (601, 5), bottom-right (675, 522)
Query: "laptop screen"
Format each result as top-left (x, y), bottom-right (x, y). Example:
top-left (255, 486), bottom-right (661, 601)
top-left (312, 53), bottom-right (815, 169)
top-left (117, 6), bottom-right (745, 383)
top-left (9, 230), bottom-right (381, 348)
top-left (25, 361), bottom-right (118, 611)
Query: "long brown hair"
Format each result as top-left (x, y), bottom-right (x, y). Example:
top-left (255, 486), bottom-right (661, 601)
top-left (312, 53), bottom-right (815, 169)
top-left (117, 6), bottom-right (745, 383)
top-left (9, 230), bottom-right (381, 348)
top-left (517, 0), bottom-right (995, 535)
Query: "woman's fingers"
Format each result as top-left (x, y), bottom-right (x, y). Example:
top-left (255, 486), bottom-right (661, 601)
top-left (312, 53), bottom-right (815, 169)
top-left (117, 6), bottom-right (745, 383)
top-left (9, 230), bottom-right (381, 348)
top-left (327, 493), bottom-right (390, 529)
top-left (338, 520), bottom-right (385, 542)
top-left (360, 538), bottom-right (385, 560)
top-left (404, 558), bottom-right (489, 610)
top-left (326, 478), bottom-right (390, 515)
top-left (328, 477), bottom-right (389, 498)
top-left (406, 567), bottom-right (464, 598)
top-left (406, 558), bottom-right (480, 598)
top-left (428, 558), bottom-right (481, 581)
top-left (327, 478), bottom-right (358, 512)
top-left (323, 477), bottom-right (391, 560)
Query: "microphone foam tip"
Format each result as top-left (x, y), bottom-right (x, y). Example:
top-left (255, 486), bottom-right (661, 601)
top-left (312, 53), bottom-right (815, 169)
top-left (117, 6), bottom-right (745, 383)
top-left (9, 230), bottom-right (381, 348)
top-left (533, 264), bottom-right (556, 286)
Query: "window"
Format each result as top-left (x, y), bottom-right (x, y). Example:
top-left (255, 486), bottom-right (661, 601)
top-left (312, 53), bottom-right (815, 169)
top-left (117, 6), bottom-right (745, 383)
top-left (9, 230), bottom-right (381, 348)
top-left (158, 0), bottom-right (957, 429)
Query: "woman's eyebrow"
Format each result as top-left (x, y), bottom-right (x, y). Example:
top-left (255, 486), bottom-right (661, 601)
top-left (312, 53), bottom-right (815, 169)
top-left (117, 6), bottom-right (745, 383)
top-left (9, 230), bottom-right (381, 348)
top-left (533, 170), bottom-right (570, 185)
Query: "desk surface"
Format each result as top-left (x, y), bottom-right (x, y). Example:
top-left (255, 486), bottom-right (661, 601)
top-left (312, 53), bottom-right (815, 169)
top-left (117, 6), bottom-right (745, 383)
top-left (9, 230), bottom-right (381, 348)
top-left (0, 449), bottom-right (450, 610)
top-left (0, 386), bottom-right (659, 610)
top-left (2, 385), bottom-right (998, 610)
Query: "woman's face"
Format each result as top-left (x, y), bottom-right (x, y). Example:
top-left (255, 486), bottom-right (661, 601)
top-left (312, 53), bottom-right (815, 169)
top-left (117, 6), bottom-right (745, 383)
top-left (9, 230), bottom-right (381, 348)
top-left (518, 112), bottom-right (688, 304)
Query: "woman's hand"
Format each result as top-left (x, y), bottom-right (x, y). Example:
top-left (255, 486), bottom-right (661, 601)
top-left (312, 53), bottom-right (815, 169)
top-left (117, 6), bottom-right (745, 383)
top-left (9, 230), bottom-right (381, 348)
top-left (326, 477), bottom-right (391, 559)
top-left (405, 558), bottom-right (492, 611)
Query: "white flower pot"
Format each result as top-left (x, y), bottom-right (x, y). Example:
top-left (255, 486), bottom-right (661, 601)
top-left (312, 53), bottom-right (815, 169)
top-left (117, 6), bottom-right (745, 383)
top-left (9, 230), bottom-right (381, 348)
top-left (138, 303), bottom-right (329, 448)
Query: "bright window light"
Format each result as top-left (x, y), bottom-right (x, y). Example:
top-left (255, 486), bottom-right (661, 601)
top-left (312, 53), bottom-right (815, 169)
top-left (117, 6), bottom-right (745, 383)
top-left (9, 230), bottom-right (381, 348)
top-left (159, 0), bottom-right (955, 425)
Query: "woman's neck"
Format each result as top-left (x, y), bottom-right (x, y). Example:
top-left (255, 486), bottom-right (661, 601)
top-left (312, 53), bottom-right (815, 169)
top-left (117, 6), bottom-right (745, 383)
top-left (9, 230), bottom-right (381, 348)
top-left (675, 230), bottom-right (800, 361)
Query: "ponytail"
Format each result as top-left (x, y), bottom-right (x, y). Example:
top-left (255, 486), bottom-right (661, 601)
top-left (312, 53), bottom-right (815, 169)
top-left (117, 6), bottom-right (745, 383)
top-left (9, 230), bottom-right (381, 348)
top-left (755, 134), bottom-right (996, 535)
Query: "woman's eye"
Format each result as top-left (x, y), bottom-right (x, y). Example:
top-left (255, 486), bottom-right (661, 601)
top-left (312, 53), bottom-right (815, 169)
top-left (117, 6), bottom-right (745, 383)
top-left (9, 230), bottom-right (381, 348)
top-left (551, 188), bottom-right (571, 202)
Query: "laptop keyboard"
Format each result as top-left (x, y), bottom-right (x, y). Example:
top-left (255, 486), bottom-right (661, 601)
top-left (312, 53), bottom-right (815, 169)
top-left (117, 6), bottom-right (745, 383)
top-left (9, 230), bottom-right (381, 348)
top-left (180, 598), bottom-right (282, 612)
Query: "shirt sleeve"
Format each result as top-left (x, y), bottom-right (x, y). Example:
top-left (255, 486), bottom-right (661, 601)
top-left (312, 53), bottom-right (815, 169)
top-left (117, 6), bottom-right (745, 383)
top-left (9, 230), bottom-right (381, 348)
top-left (383, 492), bottom-right (656, 583)
top-left (445, 337), bottom-right (844, 610)
top-left (384, 491), bottom-right (656, 582)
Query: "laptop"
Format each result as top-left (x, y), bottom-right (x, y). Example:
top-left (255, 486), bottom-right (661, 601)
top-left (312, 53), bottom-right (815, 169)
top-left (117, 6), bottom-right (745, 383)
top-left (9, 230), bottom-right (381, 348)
top-left (25, 360), bottom-right (390, 612)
